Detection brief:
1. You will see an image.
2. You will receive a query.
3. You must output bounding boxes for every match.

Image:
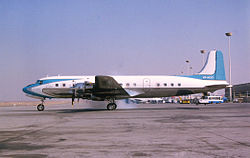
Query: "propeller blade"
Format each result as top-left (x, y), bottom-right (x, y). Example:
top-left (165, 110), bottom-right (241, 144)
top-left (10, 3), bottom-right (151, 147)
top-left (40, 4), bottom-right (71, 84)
top-left (72, 97), bottom-right (75, 106)
top-left (72, 89), bottom-right (75, 107)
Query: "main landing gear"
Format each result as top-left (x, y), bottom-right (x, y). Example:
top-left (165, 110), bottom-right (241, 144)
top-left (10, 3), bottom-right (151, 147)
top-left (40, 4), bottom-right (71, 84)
top-left (107, 103), bottom-right (117, 110)
top-left (107, 98), bottom-right (117, 110)
top-left (37, 99), bottom-right (45, 111)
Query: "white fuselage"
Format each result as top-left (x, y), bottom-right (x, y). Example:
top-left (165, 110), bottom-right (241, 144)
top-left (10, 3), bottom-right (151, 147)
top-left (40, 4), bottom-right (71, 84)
top-left (22, 50), bottom-right (228, 111)
top-left (25, 75), bottom-right (228, 99)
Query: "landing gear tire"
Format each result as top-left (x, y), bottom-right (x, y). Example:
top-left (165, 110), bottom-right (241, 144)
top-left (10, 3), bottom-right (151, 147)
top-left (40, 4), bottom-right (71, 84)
top-left (37, 104), bottom-right (45, 111)
top-left (107, 103), bottom-right (117, 111)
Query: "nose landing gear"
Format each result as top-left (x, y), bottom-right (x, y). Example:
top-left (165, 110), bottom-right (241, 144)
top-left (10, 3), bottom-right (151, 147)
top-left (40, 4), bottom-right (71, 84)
top-left (37, 99), bottom-right (45, 111)
top-left (37, 104), bottom-right (45, 111)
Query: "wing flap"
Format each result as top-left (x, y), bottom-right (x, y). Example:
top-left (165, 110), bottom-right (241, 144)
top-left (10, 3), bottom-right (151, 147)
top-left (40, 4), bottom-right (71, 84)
top-left (124, 89), bottom-right (141, 97)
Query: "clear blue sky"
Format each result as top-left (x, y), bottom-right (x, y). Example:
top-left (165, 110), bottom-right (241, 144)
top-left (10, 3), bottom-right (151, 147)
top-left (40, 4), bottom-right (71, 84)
top-left (0, 0), bottom-right (249, 101)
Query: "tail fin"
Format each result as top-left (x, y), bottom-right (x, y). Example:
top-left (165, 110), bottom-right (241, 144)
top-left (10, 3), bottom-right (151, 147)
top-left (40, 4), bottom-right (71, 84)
top-left (187, 50), bottom-right (226, 80)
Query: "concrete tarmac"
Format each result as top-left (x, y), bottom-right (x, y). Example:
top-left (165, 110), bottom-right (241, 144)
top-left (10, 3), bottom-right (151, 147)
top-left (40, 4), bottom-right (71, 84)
top-left (0, 103), bottom-right (250, 158)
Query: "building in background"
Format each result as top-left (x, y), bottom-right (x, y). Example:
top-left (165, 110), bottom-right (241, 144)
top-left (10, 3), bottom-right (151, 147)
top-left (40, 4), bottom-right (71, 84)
top-left (225, 83), bottom-right (250, 103)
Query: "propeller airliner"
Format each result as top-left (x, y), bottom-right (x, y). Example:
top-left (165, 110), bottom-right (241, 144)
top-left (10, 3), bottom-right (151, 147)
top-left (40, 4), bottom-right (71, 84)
top-left (23, 50), bottom-right (228, 111)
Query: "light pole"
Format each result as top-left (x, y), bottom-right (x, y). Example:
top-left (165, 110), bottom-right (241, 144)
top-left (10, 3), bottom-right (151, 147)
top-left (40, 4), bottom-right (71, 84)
top-left (200, 50), bottom-right (206, 66)
top-left (190, 66), bottom-right (193, 75)
top-left (186, 60), bottom-right (190, 75)
top-left (225, 32), bottom-right (232, 102)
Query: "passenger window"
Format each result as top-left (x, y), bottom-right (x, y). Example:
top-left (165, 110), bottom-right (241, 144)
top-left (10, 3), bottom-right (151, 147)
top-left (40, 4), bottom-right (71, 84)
top-left (133, 83), bottom-right (136, 86)
top-left (164, 83), bottom-right (167, 86)
top-left (126, 83), bottom-right (130, 86)
top-left (178, 83), bottom-right (181, 86)
top-left (119, 83), bottom-right (123, 86)
top-left (157, 83), bottom-right (160, 87)
top-left (55, 84), bottom-right (59, 87)
top-left (171, 83), bottom-right (174, 86)
top-left (63, 83), bottom-right (66, 87)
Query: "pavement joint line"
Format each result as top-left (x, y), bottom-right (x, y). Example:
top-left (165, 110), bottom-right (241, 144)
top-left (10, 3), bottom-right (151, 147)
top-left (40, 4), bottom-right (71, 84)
top-left (186, 118), bottom-right (250, 148)
top-left (207, 130), bottom-right (250, 148)
top-left (0, 117), bottom-right (67, 144)
top-left (0, 125), bottom-right (54, 144)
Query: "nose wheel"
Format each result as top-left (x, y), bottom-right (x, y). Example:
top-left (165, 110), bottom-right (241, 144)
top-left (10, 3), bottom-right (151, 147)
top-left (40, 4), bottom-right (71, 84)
top-left (37, 104), bottom-right (45, 111)
top-left (107, 103), bottom-right (117, 110)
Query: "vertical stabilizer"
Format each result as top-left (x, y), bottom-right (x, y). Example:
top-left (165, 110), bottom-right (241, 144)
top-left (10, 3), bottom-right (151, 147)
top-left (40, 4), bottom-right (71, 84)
top-left (198, 50), bottom-right (217, 75)
top-left (185, 50), bottom-right (226, 80)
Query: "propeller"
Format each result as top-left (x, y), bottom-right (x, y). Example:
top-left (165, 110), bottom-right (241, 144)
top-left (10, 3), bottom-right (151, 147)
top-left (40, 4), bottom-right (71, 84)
top-left (72, 89), bottom-right (76, 107)
top-left (71, 82), bottom-right (90, 106)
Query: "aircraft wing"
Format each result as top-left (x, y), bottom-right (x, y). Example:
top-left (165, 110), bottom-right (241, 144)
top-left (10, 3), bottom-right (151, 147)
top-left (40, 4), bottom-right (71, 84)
top-left (204, 84), bottom-right (228, 92)
top-left (42, 76), bottom-right (141, 100)
top-left (92, 76), bottom-right (131, 99)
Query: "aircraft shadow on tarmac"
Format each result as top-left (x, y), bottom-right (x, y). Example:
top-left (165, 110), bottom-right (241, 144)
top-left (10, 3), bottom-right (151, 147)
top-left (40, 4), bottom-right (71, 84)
top-left (56, 106), bottom-right (200, 114)
top-left (5, 106), bottom-right (200, 114)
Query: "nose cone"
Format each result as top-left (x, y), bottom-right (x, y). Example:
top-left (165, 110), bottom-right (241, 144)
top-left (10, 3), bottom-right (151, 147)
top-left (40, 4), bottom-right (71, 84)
top-left (23, 85), bottom-right (32, 94)
top-left (23, 84), bottom-right (48, 99)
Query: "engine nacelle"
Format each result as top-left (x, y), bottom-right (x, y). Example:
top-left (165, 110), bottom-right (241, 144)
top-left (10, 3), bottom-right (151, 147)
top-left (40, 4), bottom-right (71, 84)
top-left (73, 81), bottom-right (94, 98)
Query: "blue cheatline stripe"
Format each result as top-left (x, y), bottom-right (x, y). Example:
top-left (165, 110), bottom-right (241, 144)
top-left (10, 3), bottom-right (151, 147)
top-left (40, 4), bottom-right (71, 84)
top-left (179, 74), bottom-right (216, 80)
top-left (23, 78), bottom-right (79, 99)
top-left (37, 79), bottom-right (78, 84)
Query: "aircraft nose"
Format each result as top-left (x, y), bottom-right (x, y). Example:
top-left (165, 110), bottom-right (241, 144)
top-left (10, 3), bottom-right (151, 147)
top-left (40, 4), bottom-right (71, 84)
top-left (23, 85), bottom-right (32, 94)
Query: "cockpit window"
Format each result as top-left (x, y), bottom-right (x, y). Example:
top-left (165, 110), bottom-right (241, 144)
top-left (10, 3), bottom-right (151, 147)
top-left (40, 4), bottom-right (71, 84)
top-left (36, 80), bottom-right (43, 85)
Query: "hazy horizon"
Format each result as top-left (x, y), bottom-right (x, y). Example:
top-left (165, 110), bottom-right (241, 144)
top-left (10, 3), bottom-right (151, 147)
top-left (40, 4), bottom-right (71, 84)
top-left (0, 0), bottom-right (249, 101)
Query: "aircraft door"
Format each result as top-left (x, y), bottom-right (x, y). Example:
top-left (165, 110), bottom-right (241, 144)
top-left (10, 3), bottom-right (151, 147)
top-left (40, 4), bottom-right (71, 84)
top-left (143, 78), bottom-right (151, 92)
